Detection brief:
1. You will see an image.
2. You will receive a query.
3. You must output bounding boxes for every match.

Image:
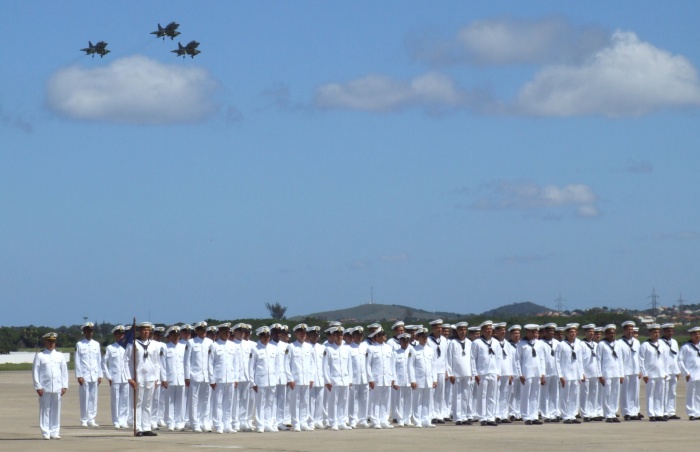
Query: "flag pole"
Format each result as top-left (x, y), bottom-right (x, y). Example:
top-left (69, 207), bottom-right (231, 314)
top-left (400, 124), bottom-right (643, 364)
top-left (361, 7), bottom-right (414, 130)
top-left (132, 317), bottom-right (137, 437)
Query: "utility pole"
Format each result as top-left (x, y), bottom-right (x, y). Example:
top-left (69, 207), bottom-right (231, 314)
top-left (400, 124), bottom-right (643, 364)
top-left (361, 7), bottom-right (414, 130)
top-left (554, 293), bottom-right (566, 314)
top-left (648, 288), bottom-right (659, 319)
top-left (677, 294), bottom-right (685, 323)
top-left (369, 287), bottom-right (374, 305)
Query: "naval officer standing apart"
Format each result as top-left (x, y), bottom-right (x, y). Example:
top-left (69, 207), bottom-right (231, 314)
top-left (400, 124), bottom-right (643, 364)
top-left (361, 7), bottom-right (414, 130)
top-left (33, 332), bottom-right (69, 440)
top-left (126, 321), bottom-right (163, 437)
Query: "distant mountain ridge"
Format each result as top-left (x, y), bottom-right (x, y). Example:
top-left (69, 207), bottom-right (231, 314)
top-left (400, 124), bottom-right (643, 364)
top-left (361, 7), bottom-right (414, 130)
top-left (480, 301), bottom-right (550, 317)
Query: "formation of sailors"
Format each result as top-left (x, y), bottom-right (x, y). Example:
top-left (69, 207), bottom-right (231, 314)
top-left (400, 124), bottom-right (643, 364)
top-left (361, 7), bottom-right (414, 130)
top-left (32, 318), bottom-right (700, 439)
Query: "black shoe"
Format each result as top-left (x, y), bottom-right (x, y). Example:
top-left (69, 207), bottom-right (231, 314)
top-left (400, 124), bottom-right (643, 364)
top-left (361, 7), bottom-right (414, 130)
top-left (509, 415), bottom-right (515, 421)
top-left (563, 420), bottom-right (572, 424)
top-left (525, 420), bottom-right (533, 425)
top-left (543, 418), bottom-right (551, 423)
top-left (480, 421), bottom-right (488, 426)
top-left (624, 415), bottom-right (631, 421)
top-left (689, 416), bottom-right (696, 421)
top-left (649, 417), bottom-right (657, 422)
top-left (612, 418), bottom-right (621, 423)
top-left (455, 421), bottom-right (462, 426)
top-left (464, 420), bottom-right (472, 425)
top-left (444, 417), bottom-right (452, 422)
top-left (605, 419), bottom-right (614, 423)
top-left (638, 414), bottom-right (645, 419)
top-left (551, 418), bottom-right (560, 423)
top-left (488, 421), bottom-right (498, 426)
top-left (135, 432), bottom-right (144, 437)
top-left (144, 431), bottom-right (157, 436)
top-left (615, 414), bottom-right (620, 417)
top-left (658, 416), bottom-right (668, 422)
top-left (437, 419), bottom-right (445, 424)
top-left (583, 417), bottom-right (591, 422)
top-left (593, 416), bottom-right (604, 421)
top-left (500, 419), bottom-right (511, 424)
top-left (572, 419), bottom-right (581, 424)
top-left (669, 415), bottom-right (681, 420)
top-left (392, 419), bottom-right (397, 424)
top-left (532, 420), bottom-right (543, 425)
top-left (431, 418), bottom-right (438, 424)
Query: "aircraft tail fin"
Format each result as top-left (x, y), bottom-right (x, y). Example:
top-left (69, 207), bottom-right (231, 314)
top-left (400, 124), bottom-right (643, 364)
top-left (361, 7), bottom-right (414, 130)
top-left (89, 41), bottom-right (93, 48)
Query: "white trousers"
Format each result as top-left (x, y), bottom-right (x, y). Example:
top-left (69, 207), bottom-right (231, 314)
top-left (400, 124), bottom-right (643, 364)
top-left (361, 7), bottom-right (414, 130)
top-left (602, 378), bottom-right (621, 419)
top-left (664, 374), bottom-right (678, 416)
top-left (235, 381), bottom-right (252, 429)
top-left (309, 385), bottom-right (324, 425)
top-left (579, 378), bottom-right (599, 419)
top-left (368, 385), bottom-right (390, 425)
top-left (349, 383), bottom-right (368, 425)
top-left (519, 377), bottom-right (540, 421)
top-left (412, 387), bottom-right (433, 426)
top-left (164, 384), bottom-right (185, 429)
top-left (539, 375), bottom-right (559, 419)
top-left (510, 375), bottom-right (521, 418)
top-left (326, 385), bottom-right (349, 428)
top-left (496, 376), bottom-right (512, 420)
top-left (560, 379), bottom-right (580, 420)
top-left (288, 384), bottom-right (310, 429)
top-left (109, 382), bottom-right (129, 426)
top-left (189, 381), bottom-right (211, 430)
top-left (645, 377), bottom-right (665, 418)
top-left (395, 386), bottom-right (412, 424)
top-left (135, 381), bottom-right (155, 432)
top-left (620, 374), bottom-right (640, 416)
top-left (253, 386), bottom-right (275, 430)
top-left (451, 377), bottom-right (472, 422)
top-left (432, 373), bottom-right (446, 419)
top-left (686, 378), bottom-right (700, 417)
top-left (78, 381), bottom-right (99, 423)
top-left (476, 374), bottom-right (498, 422)
top-left (275, 384), bottom-right (288, 425)
top-left (38, 392), bottom-right (61, 438)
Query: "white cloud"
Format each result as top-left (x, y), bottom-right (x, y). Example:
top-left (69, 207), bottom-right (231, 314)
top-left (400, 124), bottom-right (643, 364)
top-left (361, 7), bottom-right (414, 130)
top-left (516, 31), bottom-right (700, 116)
top-left (46, 56), bottom-right (220, 124)
top-left (408, 17), bottom-right (608, 66)
top-left (314, 72), bottom-right (471, 113)
top-left (469, 182), bottom-right (600, 218)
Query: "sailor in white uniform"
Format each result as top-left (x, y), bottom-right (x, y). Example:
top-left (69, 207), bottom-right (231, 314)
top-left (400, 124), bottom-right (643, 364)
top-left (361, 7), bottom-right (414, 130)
top-left (162, 325), bottom-right (187, 431)
top-left (323, 326), bottom-right (353, 430)
top-left (285, 323), bottom-right (316, 432)
top-left (348, 326), bottom-right (370, 428)
top-left (494, 322), bottom-right (516, 423)
top-left (184, 321), bottom-right (214, 432)
top-left (394, 333), bottom-right (415, 426)
top-left (249, 325), bottom-right (278, 433)
top-left (618, 320), bottom-right (642, 420)
top-left (579, 324), bottom-right (601, 422)
top-left (232, 323), bottom-right (254, 431)
top-left (538, 322), bottom-right (560, 422)
top-left (506, 325), bottom-right (522, 421)
top-left (598, 324), bottom-right (624, 422)
top-left (125, 322), bottom-right (162, 436)
top-left (640, 324), bottom-right (669, 421)
top-left (75, 321), bottom-right (102, 427)
top-left (33, 332), bottom-right (68, 440)
top-left (515, 324), bottom-right (546, 425)
top-left (660, 323), bottom-right (681, 419)
top-left (307, 326), bottom-right (326, 429)
top-left (679, 326), bottom-right (700, 420)
top-left (102, 325), bottom-right (130, 429)
top-left (557, 323), bottom-right (584, 424)
top-left (412, 328), bottom-right (437, 428)
top-left (209, 323), bottom-right (240, 433)
top-left (366, 328), bottom-right (395, 429)
top-left (472, 320), bottom-right (502, 426)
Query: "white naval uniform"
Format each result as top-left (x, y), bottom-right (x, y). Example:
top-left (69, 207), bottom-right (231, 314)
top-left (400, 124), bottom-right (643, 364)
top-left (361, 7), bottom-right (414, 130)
top-left (445, 338), bottom-right (474, 423)
top-left (507, 341), bottom-right (521, 419)
top-left (661, 337), bottom-right (680, 417)
top-left (556, 339), bottom-right (584, 421)
top-left (472, 337), bottom-right (502, 423)
top-left (598, 339), bottom-right (624, 419)
top-left (366, 342), bottom-right (395, 427)
top-left (184, 336), bottom-right (213, 431)
top-left (285, 340), bottom-right (316, 430)
top-left (393, 345), bottom-right (416, 426)
top-left (209, 338), bottom-right (241, 433)
top-left (388, 336), bottom-right (402, 421)
top-left (150, 340), bottom-right (167, 429)
top-left (233, 338), bottom-right (254, 430)
top-left (639, 339), bottom-right (669, 418)
top-left (249, 341), bottom-right (278, 432)
top-left (412, 344), bottom-right (437, 427)
top-left (579, 339), bottom-right (601, 419)
top-left (323, 342), bottom-right (352, 429)
top-left (162, 341), bottom-right (186, 430)
top-left (75, 338), bottom-right (102, 425)
top-left (617, 336), bottom-right (641, 417)
top-left (33, 348), bottom-right (68, 438)
top-left (538, 338), bottom-right (560, 420)
top-left (309, 342), bottom-right (326, 428)
top-left (273, 340), bottom-right (290, 428)
top-left (496, 339), bottom-right (516, 421)
top-left (125, 339), bottom-right (162, 433)
top-left (349, 341), bottom-right (369, 427)
top-left (679, 341), bottom-right (700, 418)
top-left (102, 342), bottom-right (130, 428)
top-left (427, 335), bottom-right (448, 420)
top-left (514, 339), bottom-right (546, 422)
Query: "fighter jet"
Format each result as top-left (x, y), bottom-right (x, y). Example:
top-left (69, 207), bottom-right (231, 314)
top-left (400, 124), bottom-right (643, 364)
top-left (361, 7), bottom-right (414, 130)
top-left (172, 40), bottom-right (201, 59)
top-left (151, 22), bottom-right (180, 40)
top-left (80, 41), bottom-right (110, 58)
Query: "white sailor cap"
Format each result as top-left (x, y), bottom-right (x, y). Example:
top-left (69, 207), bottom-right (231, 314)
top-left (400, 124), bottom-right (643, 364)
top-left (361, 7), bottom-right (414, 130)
top-left (293, 323), bottom-right (308, 332)
top-left (451, 324), bottom-right (457, 330)
top-left (270, 323), bottom-right (282, 330)
top-left (647, 323), bottom-right (661, 330)
top-left (415, 327), bottom-right (429, 336)
top-left (154, 326), bottom-right (166, 333)
top-left (468, 326), bottom-right (480, 332)
top-left (194, 321), bottom-right (208, 330)
top-left (367, 323), bottom-right (381, 330)
top-left (280, 325), bottom-right (289, 332)
top-left (397, 333), bottom-right (412, 340)
top-left (232, 323), bottom-right (245, 330)
top-left (165, 325), bottom-right (180, 335)
top-left (82, 321), bottom-right (95, 329)
top-left (137, 321), bottom-right (154, 329)
top-left (256, 326), bottom-right (271, 336)
top-left (581, 324), bottom-right (596, 330)
top-left (555, 326), bottom-right (566, 332)
top-left (306, 326), bottom-right (320, 333)
top-left (523, 324), bottom-right (539, 331)
top-left (543, 323), bottom-right (557, 329)
top-left (352, 326), bottom-right (364, 334)
top-left (688, 326), bottom-right (700, 333)
top-left (368, 328), bottom-right (385, 338)
top-left (42, 332), bottom-right (58, 340)
top-left (391, 321), bottom-right (405, 330)
top-left (325, 326), bottom-right (344, 334)
top-left (454, 321), bottom-right (468, 328)
top-left (404, 325), bottom-right (418, 331)
top-left (564, 323), bottom-right (579, 331)
top-left (479, 320), bottom-right (494, 329)
top-left (111, 325), bottom-right (125, 334)
top-left (328, 321), bottom-right (342, 327)
top-left (508, 324), bottom-right (522, 332)
top-left (217, 323), bottom-right (231, 330)
top-left (661, 323), bottom-right (675, 329)
top-left (442, 323), bottom-right (451, 328)
top-left (493, 322), bottom-right (507, 329)
top-left (180, 324), bottom-right (192, 331)
top-left (206, 326), bottom-right (218, 333)
top-left (621, 320), bottom-right (636, 327)
top-left (593, 327), bottom-right (604, 332)
top-left (604, 324), bottom-right (617, 331)
top-left (633, 327), bottom-right (639, 332)
top-left (429, 319), bottom-right (444, 326)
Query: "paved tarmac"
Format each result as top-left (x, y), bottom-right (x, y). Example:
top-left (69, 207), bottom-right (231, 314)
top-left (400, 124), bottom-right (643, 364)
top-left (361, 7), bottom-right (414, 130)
top-left (0, 371), bottom-right (695, 451)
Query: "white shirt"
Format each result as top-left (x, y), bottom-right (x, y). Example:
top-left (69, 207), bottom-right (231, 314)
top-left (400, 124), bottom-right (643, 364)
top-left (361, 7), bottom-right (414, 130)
top-left (102, 342), bottom-right (130, 384)
top-left (249, 341), bottom-right (278, 388)
top-left (33, 349), bottom-right (68, 392)
top-left (580, 339), bottom-right (601, 378)
top-left (125, 339), bottom-right (162, 383)
top-left (472, 337), bottom-right (502, 376)
top-left (661, 337), bottom-right (681, 375)
top-left (366, 342), bottom-right (395, 386)
top-left (557, 339), bottom-right (584, 381)
top-left (323, 342), bottom-right (352, 386)
top-left (427, 335), bottom-right (447, 374)
top-left (209, 339), bottom-right (240, 384)
top-left (515, 339), bottom-right (546, 378)
top-left (639, 340), bottom-right (669, 379)
top-left (413, 344), bottom-right (437, 388)
top-left (349, 341), bottom-right (369, 385)
top-left (394, 346), bottom-right (416, 386)
top-left (679, 341), bottom-right (700, 381)
top-left (285, 340), bottom-right (315, 385)
top-left (617, 337), bottom-right (641, 375)
top-left (184, 336), bottom-right (213, 383)
top-left (597, 340), bottom-right (624, 379)
top-left (163, 341), bottom-right (186, 385)
top-left (75, 338), bottom-right (102, 381)
top-left (446, 338), bottom-right (474, 378)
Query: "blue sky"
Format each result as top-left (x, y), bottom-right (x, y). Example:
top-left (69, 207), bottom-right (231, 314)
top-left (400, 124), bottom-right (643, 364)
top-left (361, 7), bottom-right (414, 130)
top-left (2, 1), bottom-right (699, 327)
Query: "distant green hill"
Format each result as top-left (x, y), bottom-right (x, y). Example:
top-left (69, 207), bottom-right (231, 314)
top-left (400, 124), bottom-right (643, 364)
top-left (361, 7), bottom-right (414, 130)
top-left (290, 303), bottom-right (465, 323)
top-left (481, 301), bottom-right (550, 317)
